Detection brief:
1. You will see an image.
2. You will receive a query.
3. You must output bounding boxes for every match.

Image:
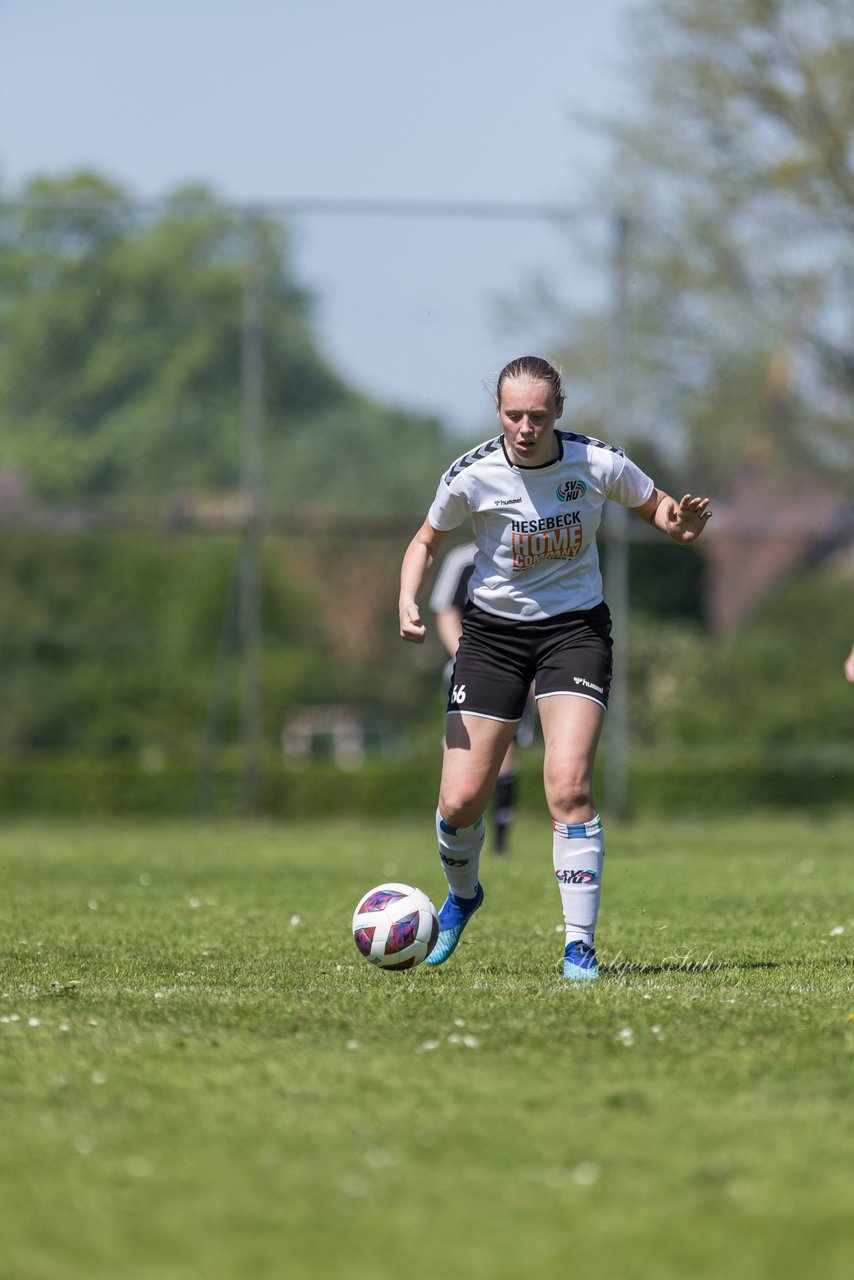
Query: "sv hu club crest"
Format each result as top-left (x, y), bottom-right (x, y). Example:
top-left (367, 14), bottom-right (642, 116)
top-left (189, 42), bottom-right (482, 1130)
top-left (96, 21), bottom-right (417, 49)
top-left (557, 479), bottom-right (587, 502)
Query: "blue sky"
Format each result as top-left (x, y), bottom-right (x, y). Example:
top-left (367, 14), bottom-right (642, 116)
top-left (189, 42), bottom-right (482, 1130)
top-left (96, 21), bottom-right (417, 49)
top-left (1, 0), bottom-right (637, 435)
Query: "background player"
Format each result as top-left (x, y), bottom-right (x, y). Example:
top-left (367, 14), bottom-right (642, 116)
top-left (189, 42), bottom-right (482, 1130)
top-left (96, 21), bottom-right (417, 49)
top-left (429, 541), bottom-right (534, 854)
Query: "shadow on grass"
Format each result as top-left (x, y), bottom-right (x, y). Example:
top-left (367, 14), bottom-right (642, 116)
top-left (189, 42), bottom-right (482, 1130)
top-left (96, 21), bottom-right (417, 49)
top-left (600, 957), bottom-right (782, 977)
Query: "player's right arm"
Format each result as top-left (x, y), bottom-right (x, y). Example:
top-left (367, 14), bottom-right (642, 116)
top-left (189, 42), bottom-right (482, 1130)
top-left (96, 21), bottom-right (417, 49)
top-left (399, 519), bottom-right (449, 644)
top-left (844, 644), bottom-right (854, 683)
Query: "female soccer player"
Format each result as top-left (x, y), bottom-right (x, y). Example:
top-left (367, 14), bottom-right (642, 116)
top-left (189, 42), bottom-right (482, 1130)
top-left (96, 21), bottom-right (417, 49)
top-left (399, 355), bottom-right (712, 980)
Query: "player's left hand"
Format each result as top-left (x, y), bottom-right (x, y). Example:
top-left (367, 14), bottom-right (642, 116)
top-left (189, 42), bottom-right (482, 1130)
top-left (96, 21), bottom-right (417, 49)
top-left (663, 494), bottom-right (713, 543)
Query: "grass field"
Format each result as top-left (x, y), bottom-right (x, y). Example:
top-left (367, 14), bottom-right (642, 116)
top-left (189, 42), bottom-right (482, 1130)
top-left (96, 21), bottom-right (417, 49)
top-left (1, 813), bottom-right (852, 1280)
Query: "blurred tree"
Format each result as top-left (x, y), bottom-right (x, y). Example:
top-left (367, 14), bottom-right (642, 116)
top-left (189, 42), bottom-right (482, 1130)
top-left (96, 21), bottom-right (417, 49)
top-left (628, 562), bottom-right (854, 750)
top-left (0, 530), bottom-right (430, 755)
top-left (613, 0), bottom-right (853, 475)
top-left (539, 0), bottom-right (854, 487)
top-left (0, 172), bottom-right (448, 514)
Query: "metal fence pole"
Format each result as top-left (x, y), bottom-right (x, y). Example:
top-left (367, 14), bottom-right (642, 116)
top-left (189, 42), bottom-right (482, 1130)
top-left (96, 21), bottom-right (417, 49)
top-left (603, 210), bottom-right (631, 820)
top-left (239, 216), bottom-right (264, 816)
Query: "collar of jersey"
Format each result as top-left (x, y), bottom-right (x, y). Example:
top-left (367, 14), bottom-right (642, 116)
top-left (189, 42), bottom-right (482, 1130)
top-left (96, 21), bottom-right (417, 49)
top-left (500, 432), bottom-right (563, 470)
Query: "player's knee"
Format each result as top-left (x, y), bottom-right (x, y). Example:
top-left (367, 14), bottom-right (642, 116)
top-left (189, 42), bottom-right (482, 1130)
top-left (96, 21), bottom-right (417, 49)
top-left (438, 784), bottom-right (484, 830)
top-left (545, 774), bottom-right (594, 824)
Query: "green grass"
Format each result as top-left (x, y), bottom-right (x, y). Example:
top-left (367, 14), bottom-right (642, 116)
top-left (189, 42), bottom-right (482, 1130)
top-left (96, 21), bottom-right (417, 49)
top-left (1, 814), bottom-right (852, 1280)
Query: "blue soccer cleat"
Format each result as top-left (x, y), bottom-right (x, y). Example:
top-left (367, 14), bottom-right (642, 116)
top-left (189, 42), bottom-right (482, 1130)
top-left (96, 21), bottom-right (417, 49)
top-left (424, 884), bottom-right (484, 966)
top-left (563, 939), bottom-right (598, 981)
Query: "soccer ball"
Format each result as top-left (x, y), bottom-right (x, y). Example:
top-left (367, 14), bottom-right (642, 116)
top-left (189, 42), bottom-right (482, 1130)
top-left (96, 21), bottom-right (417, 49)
top-left (352, 883), bottom-right (440, 971)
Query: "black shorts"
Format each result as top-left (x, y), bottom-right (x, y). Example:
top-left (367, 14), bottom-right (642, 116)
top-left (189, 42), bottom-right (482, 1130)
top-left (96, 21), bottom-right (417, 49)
top-left (446, 602), bottom-right (613, 721)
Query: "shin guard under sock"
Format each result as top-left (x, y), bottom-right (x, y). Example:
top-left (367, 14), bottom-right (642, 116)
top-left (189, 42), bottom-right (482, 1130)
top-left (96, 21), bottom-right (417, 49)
top-left (552, 815), bottom-right (604, 947)
top-left (436, 810), bottom-right (484, 899)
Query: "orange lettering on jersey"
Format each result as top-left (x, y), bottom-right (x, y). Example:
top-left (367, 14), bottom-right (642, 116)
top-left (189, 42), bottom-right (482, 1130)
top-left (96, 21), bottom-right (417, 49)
top-left (511, 523), bottom-right (583, 569)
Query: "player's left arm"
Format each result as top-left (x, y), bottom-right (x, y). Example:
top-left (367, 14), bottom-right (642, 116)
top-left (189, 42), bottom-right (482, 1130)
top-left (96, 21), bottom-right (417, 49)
top-left (630, 488), bottom-right (713, 544)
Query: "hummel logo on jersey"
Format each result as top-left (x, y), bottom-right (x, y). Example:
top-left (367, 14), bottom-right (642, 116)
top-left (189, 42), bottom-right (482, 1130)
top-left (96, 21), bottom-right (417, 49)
top-left (443, 436), bottom-right (503, 483)
top-left (557, 429), bottom-right (622, 456)
top-left (573, 676), bottom-right (604, 693)
top-left (495, 497), bottom-right (522, 505)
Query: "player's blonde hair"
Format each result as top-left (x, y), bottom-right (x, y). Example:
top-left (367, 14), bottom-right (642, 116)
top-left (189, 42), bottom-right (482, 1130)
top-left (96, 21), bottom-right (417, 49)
top-left (496, 355), bottom-right (565, 408)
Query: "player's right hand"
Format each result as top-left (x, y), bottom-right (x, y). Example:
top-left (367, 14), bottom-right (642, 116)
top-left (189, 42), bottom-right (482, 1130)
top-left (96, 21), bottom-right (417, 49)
top-left (399, 602), bottom-right (426, 643)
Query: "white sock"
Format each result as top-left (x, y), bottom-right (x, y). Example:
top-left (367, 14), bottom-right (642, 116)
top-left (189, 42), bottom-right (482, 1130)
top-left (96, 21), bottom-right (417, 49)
top-left (436, 810), bottom-right (484, 899)
top-left (552, 815), bottom-right (604, 947)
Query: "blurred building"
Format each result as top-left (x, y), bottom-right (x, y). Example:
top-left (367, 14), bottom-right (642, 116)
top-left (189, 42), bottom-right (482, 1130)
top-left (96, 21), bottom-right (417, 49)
top-left (702, 467), bottom-right (853, 632)
top-left (281, 704), bottom-right (397, 770)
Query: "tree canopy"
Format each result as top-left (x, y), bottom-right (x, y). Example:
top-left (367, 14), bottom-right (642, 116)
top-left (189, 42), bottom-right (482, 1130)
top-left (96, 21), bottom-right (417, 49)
top-left (0, 171), bottom-right (449, 517)
top-left (549, 0), bottom-right (854, 487)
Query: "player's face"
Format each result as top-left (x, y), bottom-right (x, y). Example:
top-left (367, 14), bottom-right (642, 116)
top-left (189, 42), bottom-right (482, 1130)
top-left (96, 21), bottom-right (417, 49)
top-left (497, 378), bottom-right (563, 466)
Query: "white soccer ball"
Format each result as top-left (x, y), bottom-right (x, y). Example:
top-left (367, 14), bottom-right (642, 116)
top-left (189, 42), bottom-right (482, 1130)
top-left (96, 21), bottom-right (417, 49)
top-left (352, 882), bottom-right (440, 971)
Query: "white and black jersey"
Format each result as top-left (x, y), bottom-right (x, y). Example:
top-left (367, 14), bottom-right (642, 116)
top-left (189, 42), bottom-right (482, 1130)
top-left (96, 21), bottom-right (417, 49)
top-left (427, 430), bottom-right (654, 621)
